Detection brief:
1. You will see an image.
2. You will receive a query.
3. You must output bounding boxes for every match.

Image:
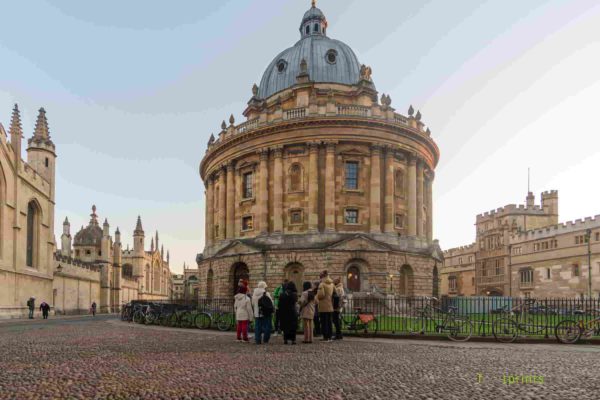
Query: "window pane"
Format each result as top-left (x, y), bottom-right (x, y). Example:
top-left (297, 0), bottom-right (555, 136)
top-left (243, 173), bottom-right (253, 198)
top-left (345, 162), bottom-right (358, 189)
top-left (345, 209), bottom-right (358, 224)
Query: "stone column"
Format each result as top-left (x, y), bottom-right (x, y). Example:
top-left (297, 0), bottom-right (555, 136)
top-left (226, 161), bottom-right (235, 239)
top-left (308, 142), bottom-right (319, 233)
top-left (218, 167), bottom-right (226, 240)
top-left (324, 142), bottom-right (336, 232)
top-left (426, 170), bottom-right (434, 241)
top-left (407, 154), bottom-right (417, 236)
top-left (369, 145), bottom-right (382, 233)
top-left (273, 147), bottom-right (284, 233)
top-left (206, 177), bottom-right (214, 247)
top-left (416, 160), bottom-right (424, 238)
top-left (383, 147), bottom-right (395, 233)
top-left (258, 149), bottom-right (269, 235)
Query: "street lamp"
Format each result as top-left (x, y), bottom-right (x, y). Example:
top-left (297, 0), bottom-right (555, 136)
top-left (585, 229), bottom-right (592, 298)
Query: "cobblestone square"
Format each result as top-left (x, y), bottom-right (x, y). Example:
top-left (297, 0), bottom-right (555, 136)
top-left (0, 316), bottom-right (598, 399)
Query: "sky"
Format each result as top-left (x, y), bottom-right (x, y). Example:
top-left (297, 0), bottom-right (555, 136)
top-left (1, 0), bottom-right (599, 273)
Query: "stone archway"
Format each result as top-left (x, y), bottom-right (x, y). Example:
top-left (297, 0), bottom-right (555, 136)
top-left (344, 259), bottom-right (369, 293)
top-left (284, 262), bottom-right (304, 292)
top-left (231, 262), bottom-right (249, 295)
top-left (399, 264), bottom-right (414, 297)
top-left (346, 266), bottom-right (361, 292)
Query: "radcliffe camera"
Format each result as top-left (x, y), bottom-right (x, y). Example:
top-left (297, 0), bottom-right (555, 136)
top-left (1, 1), bottom-right (599, 399)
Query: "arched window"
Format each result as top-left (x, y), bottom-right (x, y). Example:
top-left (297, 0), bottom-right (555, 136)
top-left (305, 25), bottom-right (310, 35)
top-left (347, 266), bottom-right (361, 292)
top-left (395, 169), bottom-right (405, 197)
top-left (314, 23), bottom-right (319, 33)
top-left (231, 262), bottom-right (249, 295)
top-left (153, 262), bottom-right (160, 292)
top-left (26, 201), bottom-right (40, 268)
top-left (399, 264), bottom-right (413, 296)
top-left (289, 163), bottom-right (303, 192)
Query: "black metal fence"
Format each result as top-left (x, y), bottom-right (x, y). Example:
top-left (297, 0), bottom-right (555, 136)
top-left (128, 296), bottom-right (600, 340)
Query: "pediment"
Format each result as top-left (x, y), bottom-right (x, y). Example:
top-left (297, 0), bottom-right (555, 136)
top-left (339, 147), bottom-right (369, 157)
top-left (214, 240), bottom-right (260, 257)
top-left (327, 235), bottom-right (390, 251)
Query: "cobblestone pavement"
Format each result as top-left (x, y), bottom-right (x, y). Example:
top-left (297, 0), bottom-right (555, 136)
top-left (0, 316), bottom-right (598, 400)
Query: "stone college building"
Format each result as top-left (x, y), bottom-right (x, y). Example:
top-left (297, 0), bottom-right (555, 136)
top-left (195, 3), bottom-right (443, 297)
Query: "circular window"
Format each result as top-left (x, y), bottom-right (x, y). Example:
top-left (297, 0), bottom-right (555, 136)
top-left (326, 49), bottom-right (337, 65)
top-left (277, 59), bottom-right (287, 73)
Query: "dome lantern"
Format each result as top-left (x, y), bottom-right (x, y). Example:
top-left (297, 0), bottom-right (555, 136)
top-left (299, 0), bottom-right (328, 38)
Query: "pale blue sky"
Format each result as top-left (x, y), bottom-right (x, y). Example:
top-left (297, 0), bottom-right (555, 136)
top-left (1, 0), bottom-right (599, 273)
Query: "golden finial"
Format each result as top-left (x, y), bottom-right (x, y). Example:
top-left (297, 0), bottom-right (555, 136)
top-left (312, 0), bottom-right (316, 8)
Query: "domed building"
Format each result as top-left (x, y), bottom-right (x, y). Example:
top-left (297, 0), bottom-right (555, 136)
top-left (196, 2), bottom-right (442, 297)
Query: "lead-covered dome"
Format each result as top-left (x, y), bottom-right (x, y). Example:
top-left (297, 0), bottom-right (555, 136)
top-left (257, 3), bottom-right (369, 100)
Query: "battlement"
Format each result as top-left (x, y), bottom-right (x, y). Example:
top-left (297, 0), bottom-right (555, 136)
top-left (443, 243), bottom-right (476, 255)
top-left (54, 252), bottom-right (102, 272)
top-left (510, 215), bottom-right (600, 242)
top-left (476, 203), bottom-right (546, 220)
top-left (541, 190), bottom-right (558, 197)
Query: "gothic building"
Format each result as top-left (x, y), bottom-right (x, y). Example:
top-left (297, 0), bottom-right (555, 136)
top-left (0, 105), bottom-right (57, 318)
top-left (196, 3), bottom-right (442, 297)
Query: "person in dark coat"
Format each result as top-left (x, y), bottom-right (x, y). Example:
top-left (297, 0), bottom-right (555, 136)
top-left (312, 281), bottom-right (321, 337)
top-left (27, 297), bottom-right (35, 319)
top-left (278, 282), bottom-right (298, 345)
top-left (39, 301), bottom-right (50, 319)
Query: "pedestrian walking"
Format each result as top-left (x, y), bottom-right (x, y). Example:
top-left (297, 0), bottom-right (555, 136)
top-left (234, 286), bottom-right (254, 342)
top-left (39, 301), bottom-right (51, 320)
top-left (272, 279), bottom-right (287, 336)
top-left (279, 281), bottom-right (299, 345)
top-left (251, 281), bottom-right (274, 344)
top-left (27, 297), bottom-right (35, 319)
top-left (91, 301), bottom-right (97, 317)
top-left (317, 271), bottom-right (335, 342)
top-left (299, 281), bottom-right (316, 344)
top-left (333, 277), bottom-right (345, 340)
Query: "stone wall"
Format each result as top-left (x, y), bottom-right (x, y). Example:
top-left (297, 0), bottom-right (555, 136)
top-left (52, 263), bottom-right (100, 315)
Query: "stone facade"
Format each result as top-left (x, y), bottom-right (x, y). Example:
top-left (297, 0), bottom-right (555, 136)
top-left (196, 3), bottom-right (442, 298)
top-left (441, 190), bottom-right (600, 298)
top-left (0, 106), bottom-right (57, 318)
top-left (172, 274), bottom-right (184, 300)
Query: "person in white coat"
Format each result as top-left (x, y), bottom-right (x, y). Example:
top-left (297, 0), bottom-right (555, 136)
top-left (234, 286), bottom-right (254, 342)
top-left (251, 281), bottom-right (274, 344)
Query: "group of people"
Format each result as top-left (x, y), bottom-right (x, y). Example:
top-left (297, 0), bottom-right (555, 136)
top-left (24, 297), bottom-right (97, 319)
top-left (233, 270), bottom-right (345, 345)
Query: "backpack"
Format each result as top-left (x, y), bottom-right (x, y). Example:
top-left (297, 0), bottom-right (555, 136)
top-left (258, 292), bottom-right (274, 317)
top-left (332, 288), bottom-right (341, 310)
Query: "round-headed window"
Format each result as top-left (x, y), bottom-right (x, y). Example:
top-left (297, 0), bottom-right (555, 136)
top-left (326, 49), bottom-right (337, 65)
top-left (277, 59), bottom-right (287, 73)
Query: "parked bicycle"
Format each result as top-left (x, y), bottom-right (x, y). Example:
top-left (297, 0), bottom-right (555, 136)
top-left (195, 308), bottom-right (234, 331)
top-left (341, 307), bottom-right (379, 334)
top-left (408, 296), bottom-right (473, 342)
top-left (492, 298), bottom-right (547, 343)
top-left (555, 309), bottom-right (600, 344)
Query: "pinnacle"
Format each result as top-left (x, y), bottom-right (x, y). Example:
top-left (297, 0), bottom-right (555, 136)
top-left (33, 107), bottom-right (50, 138)
top-left (63, 217), bottom-right (69, 225)
top-left (135, 216), bottom-right (144, 233)
top-left (9, 103), bottom-right (22, 137)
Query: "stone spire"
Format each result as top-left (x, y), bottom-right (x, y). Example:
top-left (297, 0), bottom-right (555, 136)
top-left (33, 107), bottom-right (50, 139)
top-left (151, 237), bottom-right (154, 252)
top-left (167, 250), bottom-right (170, 263)
top-left (134, 216), bottom-right (144, 235)
top-left (155, 231), bottom-right (159, 250)
top-left (161, 245), bottom-right (164, 259)
top-left (9, 104), bottom-right (22, 157)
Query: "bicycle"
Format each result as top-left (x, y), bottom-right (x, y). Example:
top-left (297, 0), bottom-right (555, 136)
top-left (407, 297), bottom-right (473, 342)
top-left (555, 309), bottom-right (600, 344)
top-left (341, 307), bottom-right (379, 334)
top-left (492, 298), bottom-right (548, 343)
top-left (195, 308), bottom-right (234, 331)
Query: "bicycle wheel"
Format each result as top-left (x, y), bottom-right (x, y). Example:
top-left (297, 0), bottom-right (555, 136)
top-left (145, 311), bottom-right (158, 325)
top-left (132, 310), bottom-right (145, 324)
top-left (446, 317), bottom-right (473, 342)
top-left (520, 313), bottom-right (547, 335)
top-left (195, 312), bottom-right (212, 329)
top-left (168, 312), bottom-right (180, 327)
top-left (179, 311), bottom-right (194, 328)
top-left (555, 320), bottom-right (581, 344)
top-left (492, 318), bottom-right (518, 343)
top-left (216, 313), bottom-right (234, 332)
top-left (407, 311), bottom-right (426, 334)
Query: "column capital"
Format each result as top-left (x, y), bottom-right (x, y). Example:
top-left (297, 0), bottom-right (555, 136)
top-left (226, 160), bottom-right (236, 172)
top-left (324, 141), bottom-right (337, 153)
top-left (307, 142), bottom-right (320, 153)
top-left (271, 146), bottom-right (283, 158)
top-left (370, 144), bottom-right (382, 155)
top-left (407, 152), bottom-right (418, 165)
top-left (425, 169), bottom-right (435, 181)
top-left (258, 148), bottom-right (270, 160)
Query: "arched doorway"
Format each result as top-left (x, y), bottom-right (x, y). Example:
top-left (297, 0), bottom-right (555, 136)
top-left (346, 266), bottom-right (361, 292)
top-left (284, 263), bottom-right (304, 291)
top-left (207, 269), bottom-right (214, 299)
top-left (231, 262), bottom-right (249, 295)
top-left (399, 264), bottom-right (414, 296)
